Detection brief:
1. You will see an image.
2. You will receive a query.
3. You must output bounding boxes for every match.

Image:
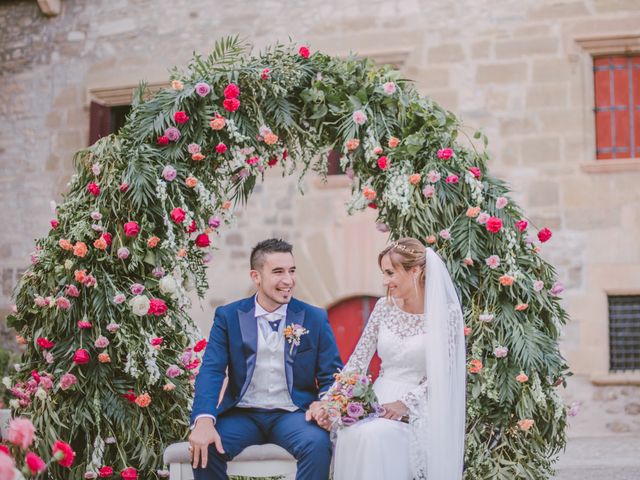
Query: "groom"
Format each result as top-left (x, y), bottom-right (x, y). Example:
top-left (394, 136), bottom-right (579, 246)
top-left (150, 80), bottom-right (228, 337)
top-left (189, 238), bottom-right (343, 479)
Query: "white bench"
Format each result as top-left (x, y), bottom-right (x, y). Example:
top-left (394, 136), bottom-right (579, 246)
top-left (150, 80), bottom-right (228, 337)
top-left (163, 442), bottom-right (296, 480)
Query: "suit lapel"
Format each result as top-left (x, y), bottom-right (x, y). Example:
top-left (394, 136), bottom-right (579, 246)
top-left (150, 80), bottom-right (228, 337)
top-left (238, 301), bottom-right (257, 398)
top-left (284, 301), bottom-right (305, 393)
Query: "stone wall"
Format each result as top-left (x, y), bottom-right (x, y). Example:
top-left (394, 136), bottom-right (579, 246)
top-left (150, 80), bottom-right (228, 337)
top-left (1, 0), bottom-right (640, 378)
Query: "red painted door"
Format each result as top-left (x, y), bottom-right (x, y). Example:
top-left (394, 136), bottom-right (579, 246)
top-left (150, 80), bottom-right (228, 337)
top-left (328, 296), bottom-right (381, 380)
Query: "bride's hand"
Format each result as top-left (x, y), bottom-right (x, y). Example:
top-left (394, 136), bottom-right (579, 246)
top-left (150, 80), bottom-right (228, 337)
top-left (381, 400), bottom-right (408, 421)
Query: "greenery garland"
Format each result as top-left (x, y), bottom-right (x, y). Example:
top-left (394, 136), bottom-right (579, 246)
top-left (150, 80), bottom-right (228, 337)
top-left (6, 37), bottom-right (569, 479)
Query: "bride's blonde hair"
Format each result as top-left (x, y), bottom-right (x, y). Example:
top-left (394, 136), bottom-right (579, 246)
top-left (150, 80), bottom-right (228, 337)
top-left (378, 237), bottom-right (427, 290)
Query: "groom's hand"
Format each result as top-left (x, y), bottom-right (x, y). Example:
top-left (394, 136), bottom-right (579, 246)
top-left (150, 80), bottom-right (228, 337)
top-left (306, 401), bottom-right (331, 430)
top-left (189, 417), bottom-right (225, 469)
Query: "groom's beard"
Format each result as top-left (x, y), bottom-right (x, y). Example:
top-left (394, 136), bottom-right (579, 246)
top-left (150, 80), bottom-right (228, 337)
top-left (261, 287), bottom-right (293, 306)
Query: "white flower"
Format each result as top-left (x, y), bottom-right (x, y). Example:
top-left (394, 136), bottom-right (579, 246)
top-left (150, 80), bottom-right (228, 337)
top-left (64, 259), bottom-right (73, 270)
top-left (1, 376), bottom-right (11, 389)
top-left (105, 437), bottom-right (117, 444)
top-left (14, 363), bottom-right (22, 372)
top-left (129, 295), bottom-right (150, 316)
top-left (9, 399), bottom-right (20, 409)
top-left (479, 314), bottom-right (494, 323)
top-left (91, 163), bottom-right (101, 175)
top-left (35, 388), bottom-right (47, 400)
top-left (159, 276), bottom-right (178, 295)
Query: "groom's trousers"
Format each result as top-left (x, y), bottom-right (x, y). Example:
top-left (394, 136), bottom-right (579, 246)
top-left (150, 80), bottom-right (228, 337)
top-left (193, 408), bottom-right (332, 480)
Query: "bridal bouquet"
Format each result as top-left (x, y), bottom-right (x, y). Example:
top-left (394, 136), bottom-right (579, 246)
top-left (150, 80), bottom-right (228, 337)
top-left (326, 371), bottom-right (384, 427)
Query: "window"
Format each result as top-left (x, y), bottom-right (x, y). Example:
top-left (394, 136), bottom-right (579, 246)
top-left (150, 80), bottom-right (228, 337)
top-left (89, 102), bottom-right (131, 145)
top-left (328, 296), bottom-right (381, 379)
top-left (609, 295), bottom-right (640, 371)
top-left (594, 55), bottom-right (640, 160)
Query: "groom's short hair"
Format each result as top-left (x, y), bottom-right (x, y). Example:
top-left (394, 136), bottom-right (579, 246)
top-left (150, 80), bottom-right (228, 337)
top-left (250, 238), bottom-right (293, 270)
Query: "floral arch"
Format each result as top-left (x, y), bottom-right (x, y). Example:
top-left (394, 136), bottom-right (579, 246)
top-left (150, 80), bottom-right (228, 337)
top-left (7, 37), bottom-right (569, 479)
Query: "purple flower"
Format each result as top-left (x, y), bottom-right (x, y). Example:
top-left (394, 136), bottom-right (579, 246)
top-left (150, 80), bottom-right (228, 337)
top-left (187, 143), bottom-right (201, 154)
top-left (358, 375), bottom-right (370, 386)
top-left (494, 346), bottom-right (509, 358)
top-left (152, 267), bottom-right (166, 278)
top-left (166, 364), bottom-right (183, 378)
top-left (195, 82), bottom-right (211, 97)
top-left (90, 211), bottom-right (103, 221)
top-left (202, 253), bottom-right (213, 264)
top-left (375, 222), bottom-right (389, 233)
top-left (346, 402), bottom-right (365, 418)
top-left (341, 416), bottom-right (357, 426)
top-left (162, 165), bottom-right (177, 182)
top-left (113, 294), bottom-right (126, 305)
top-left (117, 247), bottom-right (130, 260)
top-left (180, 351), bottom-right (194, 366)
top-left (344, 385), bottom-right (355, 398)
top-left (130, 283), bottom-right (145, 295)
top-left (374, 404), bottom-right (386, 416)
top-left (208, 216), bottom-right (221, 228)
top-left (549, 281), bottom-right (564, 296)
top-left (165, 127), bottom-right (181, 142)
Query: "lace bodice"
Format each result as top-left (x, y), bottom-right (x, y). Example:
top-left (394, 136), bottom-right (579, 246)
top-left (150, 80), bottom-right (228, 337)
top-left (342, 297), bottom-right (427, 415)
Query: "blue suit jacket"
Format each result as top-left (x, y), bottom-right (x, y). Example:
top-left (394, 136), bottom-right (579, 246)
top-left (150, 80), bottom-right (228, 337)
top-left (190, 296), bottom-right (343, 424)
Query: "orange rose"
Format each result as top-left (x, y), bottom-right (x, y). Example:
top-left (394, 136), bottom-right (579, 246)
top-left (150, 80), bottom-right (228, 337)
top-left (171, 80), bottom-right (184, 91)
top-left (499, 274), bottom-right (515, 286)
top-left (74, 270), bottom-right (87, 283)
top-left (516, 373), bottom-right (528, 383)
top-left (93, 237), bottom-right (107, 250)
top-left (163, 382), bottom-right (176, 391)
top-left (192, 153), bottom-right (205, 161)
top-left (15, 335), bottom-right (28, 345)
top-left (264, 133), bottom-right (279, 145)
top-left (135, 393), bottom-right (151, 408)
top-left (388, 137), bottom-right (400, 148)
top-left (98, 353), bottom-right (111, 363)
top-left (463, 257), bottom-right (474, 266)
top-left (345, 138), bottom-right (360, 151)
top-left (409, 174), bottom-right (422, 185)
top-left (468, 359), bottom-right (483, 374)
top-left (147, 236), bottom-right (160, 248)
top-left (515, 303), bottom-right (528, 311)
top-left (222, 200), bottom-right (232, 210)
top-left (185, 177), bottom-right (198, 188)
top-left (209, 117), bottom-right (225, 130)
top-left (363, 187), bottom-right (377, 201)
top-left (59, 239), bottom-right (73, 251)
top-left (73, 242), bottom-right (88, 258)
top-left (466, 207), bottom-right (481, 218)
top-left (517, 419), bottom-right (534, 431)
top-left (177, 248), bottom-right (187, 258)
top-left (426, 235), bottom-right (437, 245)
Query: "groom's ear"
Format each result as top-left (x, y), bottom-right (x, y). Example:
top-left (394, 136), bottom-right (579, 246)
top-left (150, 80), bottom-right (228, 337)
top-left (249, 269), bottom-right (260, 286)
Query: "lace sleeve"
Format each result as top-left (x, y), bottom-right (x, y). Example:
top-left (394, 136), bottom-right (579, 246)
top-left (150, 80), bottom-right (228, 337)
top-left (400, 377), bottom-right (427, 417)
top-left (342, 298), bottom-right (384, 374)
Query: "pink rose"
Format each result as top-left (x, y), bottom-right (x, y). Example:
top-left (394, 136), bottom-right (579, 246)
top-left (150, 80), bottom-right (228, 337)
top-left (174, 111), bottom-right (189, 124)
top-left (223, 83), bottom-right (240, 99)
top-left (51, 219), bottom-right (59, 229)
top-left (194, 82), bottom-right (211, 97)
top-left (106, 322), bottom-right (120, 333)
top-left (59, 373), bottom-right (78, 390)
top-left (123, 222), bottom-right (140, 237)
top-left (166, 365), bottom-right (182, 378)
top-left (66, 285), bottom-right (80, 297)
top-left (298, 46), bottom-right (310, 58)
top-left (427, 170), bottom-right (441, 183)
top-left (352, 110), bottom-right (367, 125)
top-left (208, 216), bottom-right (221, 228)
top-left (119, 182), bottom-right (129, 193)
top-left (445, 174), bottom-right (459, 184)
top-left (476, 212), bottom-right (490, 225)
top-left (382, 82), bottom-right (396, 95)
top-left (94, 336), bottom-right (110, 349)
top-left (0, 451), bottom-right (15, 480)
top-left (538, 227), bottom-right (552, 243)
top-left (164, 127), bottom-right (181, 142)
top-left (26, 452), bottom-right (46, 474)
top-left (157, 136), bottom-right (169, 146)
top-left (468, 167), bottom-right (481, 179)
top-left (73, 349), bottom-right (90, 365)
top-left (422, 185), bottom-right (435, 198)
top-left (437, 148), bottom-right (454, 160)
top-left (162, 165), bottom-right (177, 182)
top-left (130, 283), bottom-right (145, 295)
top-left (496, 197), bottom-right (508, 209)
top-left (77, 320), bottom-right (92, 329)
top-left (7, 417), bottom-right (36, 449)
top-left (223, 98), bottom-right (240, 112)
top-left (533, 280), bottom-right (544, 292)
top-left (170, 208), bottom-right (186, 224)
top-left (377, 156), bottom-right (389, 170)
top-left (87, 182), bottom-right (101, 196)
top-left (549, 281), bottom-right (564, 296)
top-left (187, 143), bottom-right (201, 155)
top-left (148, 298), bottom-right (167, 316)
top-left (260, 68), bottom-right (270, 80)
top-left (494, 346), bottom-right (509, 358)
top-left (117, 247), bottom-right (130, 260)
top-left (486, 217), bottom-right (503, 233)
top-left (439, 229), bottom-right (451, 240)
top-left (56, 297), bottom-right (71, 310)
top-left (215, 143), bottom-right (227, 154)
top-left (485, 255), bottom-right (500, 269)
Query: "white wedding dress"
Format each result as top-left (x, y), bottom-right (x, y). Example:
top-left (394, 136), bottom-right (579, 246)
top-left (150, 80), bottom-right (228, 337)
top-left (332, 297), bottom-right (427, 480)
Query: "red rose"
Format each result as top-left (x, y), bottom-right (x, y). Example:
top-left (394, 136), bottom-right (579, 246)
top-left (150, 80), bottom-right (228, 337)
top-left (215, 142), bottom-right (227, 154)
top-left (486, 217), bottom-right (503, 233)
top-left (31, 370), bottom-right (41, 383)
top-left (170, 207), bottom-right (186, 224)
top-left (119, 182), bottom-right (129, 193)
top-left (174, 111), bottom-right (189, 124)
top-left (123, 221), bottom-right (140, 237)
top-left (282, 150), bottom-right (288, 160)
top-left (186, 220), bottom-right (197, 233)
top-left (148, 298), bottom-right (167, 316)
top-left (195, 233), bottom-right (210, 248)
top-left (223, 83), bottom-right (240, 99)
top-left (515, 220), bottom-right (528, 232)
top-left (468, 167), bottom-right (481, 179)
top-left (101, 232), bottom-right (112, 246)
top-left (26, 452), bottom-right (47, 474)
top-left (37, 337), bottom-right (55, 349)
top-left (123, 390), bottom-right (137, 402)
top-left (98, 466), bottom-right (114, 478)
top-left (377, 156), bottom-right (389, 170)
top-left (150, 337), bottom-right (163, 346)
top-left (0, 444), bottom-right (9, 455)
top-left (537, 227), bottom-right (552, 243)
top-left (157, 136), bottom-right (169, 146)
top-left (52, 440), bottom-right (75, 468)
top-left (51, 219), bottom-right (59, 229)
top-left (299, 46), bottom-right (310, 58)
top-left (87, 182), bottom-right (100, 196)
top-left (193, 338), bottom-right (207, 353)
top-left (223, 98), bottom-right (240, 112)
top-left (261, 68), bottom-right (270, 80)
top-left (368, 202), bottom-right (378, 209)
top-left (268, 157), bottom-right (278, 167)
top-left (73, 349), bottom-right (90, 365)
top-left (121, 467), bottom-right (137, 480)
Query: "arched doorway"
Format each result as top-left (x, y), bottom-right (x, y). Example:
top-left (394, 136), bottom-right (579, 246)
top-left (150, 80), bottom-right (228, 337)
top-left (328, 296), bottom-right (381, 380)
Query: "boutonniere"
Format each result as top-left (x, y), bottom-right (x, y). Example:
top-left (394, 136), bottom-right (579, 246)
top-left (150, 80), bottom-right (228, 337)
top-left (284, 324), bottom-right (308, 354)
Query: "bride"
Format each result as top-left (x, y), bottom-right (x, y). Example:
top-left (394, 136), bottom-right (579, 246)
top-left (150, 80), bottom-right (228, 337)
top-left (330, 237), bottom-right (466, 480)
